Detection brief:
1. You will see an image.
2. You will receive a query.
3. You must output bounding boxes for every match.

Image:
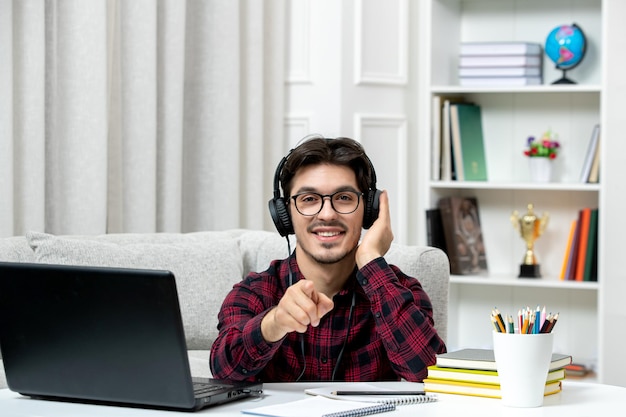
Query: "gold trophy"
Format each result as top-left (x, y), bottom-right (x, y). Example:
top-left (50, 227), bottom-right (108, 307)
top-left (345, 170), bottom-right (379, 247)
top-left (510, 203), bottom-right (549, 278)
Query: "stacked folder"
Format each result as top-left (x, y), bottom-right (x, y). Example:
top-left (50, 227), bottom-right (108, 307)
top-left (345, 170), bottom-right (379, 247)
top-left (458, 42), bottom-right (543, 86)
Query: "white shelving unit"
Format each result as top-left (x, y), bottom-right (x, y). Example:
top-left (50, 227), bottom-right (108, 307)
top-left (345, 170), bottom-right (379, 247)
top-left (415, 0), bottom-right (626, 384)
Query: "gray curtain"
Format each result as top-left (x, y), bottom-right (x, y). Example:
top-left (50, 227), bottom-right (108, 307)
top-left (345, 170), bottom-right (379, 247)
top-left (0, 0), bottom-right (285, 237)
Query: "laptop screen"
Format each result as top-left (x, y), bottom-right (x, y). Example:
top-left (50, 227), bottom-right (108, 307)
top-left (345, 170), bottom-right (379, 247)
top-left (0, 262), bottom-right (261, 410)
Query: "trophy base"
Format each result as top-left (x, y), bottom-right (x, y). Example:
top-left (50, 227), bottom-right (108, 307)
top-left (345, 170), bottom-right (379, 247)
top-left (519, 264), bottom-right (541, 278)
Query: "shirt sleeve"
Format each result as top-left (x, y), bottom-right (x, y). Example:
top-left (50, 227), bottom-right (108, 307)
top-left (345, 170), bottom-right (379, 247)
top-left (209, 268), bottom-right (285, 381)
top-left (356, 257), bottom-right (447, 381)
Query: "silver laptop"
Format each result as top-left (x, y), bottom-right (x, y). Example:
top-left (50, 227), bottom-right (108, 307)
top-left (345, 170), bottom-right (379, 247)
top-left (0, 261), bottom-right (262, 411)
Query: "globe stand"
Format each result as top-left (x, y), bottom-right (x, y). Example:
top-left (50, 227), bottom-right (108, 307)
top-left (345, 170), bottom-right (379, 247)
top-left (551, 69), bottom-right (576, 85)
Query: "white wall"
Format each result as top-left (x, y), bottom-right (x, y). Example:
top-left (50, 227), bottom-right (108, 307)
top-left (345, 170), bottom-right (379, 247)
top-left (284, 0), bottom-right (418, 245)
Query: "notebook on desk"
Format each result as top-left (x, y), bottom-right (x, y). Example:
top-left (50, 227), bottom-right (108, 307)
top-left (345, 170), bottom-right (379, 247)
top-left (0, 261), bottom-right (262, 411)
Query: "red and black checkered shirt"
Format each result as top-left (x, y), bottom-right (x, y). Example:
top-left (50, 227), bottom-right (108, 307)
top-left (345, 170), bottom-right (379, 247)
top-left (209, 255), bottom-right (446, 382)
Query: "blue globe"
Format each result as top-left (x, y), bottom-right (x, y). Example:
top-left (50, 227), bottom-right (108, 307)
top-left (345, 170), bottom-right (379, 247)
top-left (545, 24), bottom-right (586, 70)
top-left (545, 24), bottom-right (586, 84)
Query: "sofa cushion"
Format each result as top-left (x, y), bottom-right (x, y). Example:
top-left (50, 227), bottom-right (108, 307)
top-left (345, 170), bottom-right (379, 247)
top-left (26, 231), bottom-right (243, 349)
top-left (237, 230), bottom-right (295, 275)
top-left (0, 236), bottom-right (36, 262)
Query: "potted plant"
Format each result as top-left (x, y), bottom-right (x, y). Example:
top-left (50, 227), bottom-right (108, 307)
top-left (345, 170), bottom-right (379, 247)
top-left (524, 130), bottom-right (560, 182)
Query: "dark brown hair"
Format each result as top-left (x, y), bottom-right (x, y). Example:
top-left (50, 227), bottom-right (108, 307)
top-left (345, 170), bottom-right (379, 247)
top-left (280, 137), bottom-right (374, 200)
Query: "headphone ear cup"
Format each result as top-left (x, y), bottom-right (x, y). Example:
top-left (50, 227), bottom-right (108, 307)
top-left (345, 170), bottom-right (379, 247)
top-left (268, 197), bottom-right (294, 237)
top-left (362, 189), bottom-right (381, 229)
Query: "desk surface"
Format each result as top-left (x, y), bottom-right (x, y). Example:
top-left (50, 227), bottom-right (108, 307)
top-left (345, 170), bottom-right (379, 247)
top-left (1, 380), bottom-right (625, 416)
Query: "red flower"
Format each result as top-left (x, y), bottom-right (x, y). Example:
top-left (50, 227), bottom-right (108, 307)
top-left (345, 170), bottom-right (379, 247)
top-left (524, 131), bottom-right (560, 159)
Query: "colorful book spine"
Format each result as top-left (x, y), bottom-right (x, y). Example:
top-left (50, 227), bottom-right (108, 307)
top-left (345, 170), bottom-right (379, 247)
top-left (583, 209), bottom-right (599, 281)
top-left (560, 220), bottom-right (577, 280)
top-left (575, 208), bottom-right (592, 281)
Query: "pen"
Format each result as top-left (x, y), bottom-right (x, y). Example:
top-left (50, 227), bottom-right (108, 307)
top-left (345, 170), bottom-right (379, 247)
top-left (332, 391), bottom-right (426, 396)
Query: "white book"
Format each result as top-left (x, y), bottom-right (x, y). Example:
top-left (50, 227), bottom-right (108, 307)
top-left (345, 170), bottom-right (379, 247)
top-left (431, 95), bottom-right (442, 181)
top-left (588, 130), bottom-right (602, 183)
top-left (449, 103), bottom-right (464, 181)
top-left (441, 99), bottom-right (454, 181)
top-left (459, 66), bottom-right (541, 77)
top-left (460, 42), bottom-right (542, 56)
top-left (459, 76), bottom-right (542, 87)
top-left (579, 124), bottom-right (601, 182)
top-left (459, 55), bottom-right (542, 68)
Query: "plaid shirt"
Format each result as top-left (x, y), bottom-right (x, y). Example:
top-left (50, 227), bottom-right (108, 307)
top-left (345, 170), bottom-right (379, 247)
top-left (209, 255), bottom-right (446, 382)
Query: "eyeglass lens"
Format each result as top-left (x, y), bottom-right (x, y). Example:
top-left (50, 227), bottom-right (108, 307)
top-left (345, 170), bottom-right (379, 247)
top-left (292, 191), bottom-right (361, 216)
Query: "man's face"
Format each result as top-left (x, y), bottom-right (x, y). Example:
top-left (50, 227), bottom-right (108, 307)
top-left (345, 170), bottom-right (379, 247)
top-left (289, 163), bottom-right (364, 265)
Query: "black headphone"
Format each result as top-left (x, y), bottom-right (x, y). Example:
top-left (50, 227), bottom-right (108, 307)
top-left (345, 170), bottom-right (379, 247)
top-left (268, 141), bottom-right (381, 237)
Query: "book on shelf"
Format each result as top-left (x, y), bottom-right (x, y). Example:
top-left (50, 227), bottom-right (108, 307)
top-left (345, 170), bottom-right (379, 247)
top-left (574, 208), bottom-right (592, 281)
top-left (435, 348), bottom-right (572, 372)
top-left (459, 76), bottom-right (542, 87)
top-left (423, 378), bottom-right (562, 399)
top-left (565, 213), bottom-right (582, 281)
top-left (458, 66), bottom-right (541, 78)
top-left (449, 103), bottom-right (488, 181)
top-left (460, 42), bottom-right (543, 56)
top-left (434, 96), bottom-right (466, 181)
top-left (587, 131), bottom-right (601, 183)
top-left (431, 95), bottom-right (443, 180)
top-left (579, 124), bottom-right (601, 183)
top-left (425, 208), bottom-right (447, 252)
top-left (437, 196), bottom-right (488, 275)
top-left (426, 365), bottom-right (565, 386)
top-left (442, 99), bottom-right (454, 181)
top-left (560, 220), bottom-right (577, 280)
top-left (459, 55), bottom-right (542, 68)
top-left (564, 363), bottom-right (592, 378)
top-left (583, 208), bottom-right (599, 282)
top-left (562, 208), bottom-right (599, 282)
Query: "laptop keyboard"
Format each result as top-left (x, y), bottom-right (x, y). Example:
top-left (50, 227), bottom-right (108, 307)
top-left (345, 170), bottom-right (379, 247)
top-left (193, 382), bottom-right (229, 396)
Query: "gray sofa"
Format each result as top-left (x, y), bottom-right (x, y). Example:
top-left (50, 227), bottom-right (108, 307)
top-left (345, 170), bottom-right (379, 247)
top-left (0, 229), bottom-right (449, 389)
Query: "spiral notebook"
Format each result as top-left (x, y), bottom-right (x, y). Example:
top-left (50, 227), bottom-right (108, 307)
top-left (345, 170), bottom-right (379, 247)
top-left (305, 383), bottom-right (438, 405)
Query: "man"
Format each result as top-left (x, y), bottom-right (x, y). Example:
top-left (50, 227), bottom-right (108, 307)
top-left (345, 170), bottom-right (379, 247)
top-left (210, 136), bottom-right (446, 382)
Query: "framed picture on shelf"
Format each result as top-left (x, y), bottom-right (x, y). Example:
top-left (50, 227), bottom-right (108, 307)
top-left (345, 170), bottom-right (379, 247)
top-left (437, 196), bottom-right (488, 275)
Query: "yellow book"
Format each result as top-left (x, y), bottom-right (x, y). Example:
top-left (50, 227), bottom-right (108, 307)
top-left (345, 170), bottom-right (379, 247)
top-left (423, 378), bottom-right (562, 399)
top-left (560, 220), bottom-right (577, 280)
top-left (427, 365), bottom-right (566, 386)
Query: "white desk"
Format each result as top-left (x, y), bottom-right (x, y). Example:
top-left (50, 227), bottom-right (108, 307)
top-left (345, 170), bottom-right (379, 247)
top-left (1, 380), bottom-right (625, 416)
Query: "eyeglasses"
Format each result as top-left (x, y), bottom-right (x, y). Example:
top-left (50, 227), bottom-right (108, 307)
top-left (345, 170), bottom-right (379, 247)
top-left (290, 190), bottom-right (363, 216)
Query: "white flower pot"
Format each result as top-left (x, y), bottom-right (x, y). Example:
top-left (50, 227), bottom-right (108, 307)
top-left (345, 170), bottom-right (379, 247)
top-left (528, 158), bottom-right (553, 182)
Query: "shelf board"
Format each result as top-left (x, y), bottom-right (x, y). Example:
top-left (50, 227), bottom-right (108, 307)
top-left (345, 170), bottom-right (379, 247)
top-left (431, 85), bottom-right (602, 94)
top-left (450, 275), bottom-right (599, 290)
top-left (429, 181), bottom-right (600, 192)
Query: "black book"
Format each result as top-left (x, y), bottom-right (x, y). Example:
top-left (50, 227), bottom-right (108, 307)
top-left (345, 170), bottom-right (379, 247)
top-left (425, 208), bottom-right (448, 252)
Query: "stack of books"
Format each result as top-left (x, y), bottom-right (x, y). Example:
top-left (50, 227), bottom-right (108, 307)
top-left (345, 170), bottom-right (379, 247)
top-left (458, 42), bottom-right (543, 87)
top-left (424, 348), bottom-right (571, 399)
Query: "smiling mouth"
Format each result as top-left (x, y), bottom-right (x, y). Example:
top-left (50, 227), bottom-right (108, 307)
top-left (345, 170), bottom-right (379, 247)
top-left (316, 231), bottom-right (342, 237)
